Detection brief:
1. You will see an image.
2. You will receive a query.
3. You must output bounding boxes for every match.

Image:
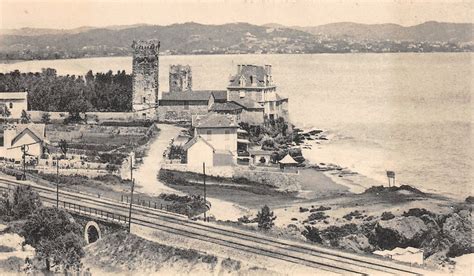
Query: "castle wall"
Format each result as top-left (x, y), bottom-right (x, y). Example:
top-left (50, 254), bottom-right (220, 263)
top-left (169, 65), bottom-right (192, 93)
top-left (132, 40), bottom-right (160, 119)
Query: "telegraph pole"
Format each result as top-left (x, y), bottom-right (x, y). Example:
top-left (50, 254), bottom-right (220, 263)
top-left (128, 157), bottom-right (135, 233)
top-left (203, 162), bottom-right (207, 222)
top-left (21, 145), bottom-right (26, 180)
top-left (56, 153), bottom-right (59, 207)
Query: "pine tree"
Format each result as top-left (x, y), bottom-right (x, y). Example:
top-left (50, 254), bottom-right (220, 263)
top-left (256, 205), bottom-right (276, 230)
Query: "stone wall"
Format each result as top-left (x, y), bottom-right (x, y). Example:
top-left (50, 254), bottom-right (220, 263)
top-left (234, 168), bottom-right (300, 192)
top-left (161, 163), bottom-right (300, 192)
top-left (157, 103), bottom-right (208, 122)
top-left (169, 65), bottom-right (192, 92)
top-left (131, 40), bottom-right (160, 118)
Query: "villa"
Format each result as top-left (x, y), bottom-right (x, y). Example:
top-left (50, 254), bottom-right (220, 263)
top-left (227, 64), bottom-right (288, 121)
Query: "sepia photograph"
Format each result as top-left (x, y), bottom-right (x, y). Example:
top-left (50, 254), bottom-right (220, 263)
top-left (0, 0), bottom-right (472, 275)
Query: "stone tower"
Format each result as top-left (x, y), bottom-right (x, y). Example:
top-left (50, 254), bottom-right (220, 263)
top-left (169, 65), bottom-right (192, 93)
top-left (132, 40), bottom-right (160, 118)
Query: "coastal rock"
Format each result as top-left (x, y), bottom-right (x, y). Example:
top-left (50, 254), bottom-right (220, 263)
top-left (442, 212), bottom-right (472, 257)
top-left (338, 234), bottom-right (374, 253)
top-left (375, 216), bottom-right (428, 249)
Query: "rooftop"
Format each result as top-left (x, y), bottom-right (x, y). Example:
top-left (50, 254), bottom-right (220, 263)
top-left (0, 92), bottom-right (27, 100)
top-left (160, 90), bottom-right (227, 102)
top-left (193, 113), bottom-right (239, 129)
top-left (228, 64), bottom-right (274, 88)
top-left (209, 102), bottom-right (243, 112)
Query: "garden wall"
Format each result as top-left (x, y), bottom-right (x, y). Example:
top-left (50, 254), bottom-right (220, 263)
top-left (161, 163), bottom-right (300, 192)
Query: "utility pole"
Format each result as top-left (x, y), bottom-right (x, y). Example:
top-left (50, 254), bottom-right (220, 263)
top-left (128, 156), bottom-right (135, 233)
top-left (56, 153), bottom-right (59, 208)
top-left (21, 145), bottom-right (26, 180)
top-left (203, 162), bottom-right (207, 222)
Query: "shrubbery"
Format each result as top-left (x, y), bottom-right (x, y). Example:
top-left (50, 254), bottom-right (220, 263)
top-left (0, 185), bottom-right (42, 221)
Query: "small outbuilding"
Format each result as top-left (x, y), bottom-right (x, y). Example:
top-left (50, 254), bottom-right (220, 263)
top-left (278, 154), bottom-right (298, 169)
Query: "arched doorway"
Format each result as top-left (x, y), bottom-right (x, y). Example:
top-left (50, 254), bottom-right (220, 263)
top-left (84, 221), bottom-right (101, 244)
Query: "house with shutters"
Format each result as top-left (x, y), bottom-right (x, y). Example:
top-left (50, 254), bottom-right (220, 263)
top-left (227, 64), bottom-right (288, 121)
top-left (184, 113), bottom-right (251, 168)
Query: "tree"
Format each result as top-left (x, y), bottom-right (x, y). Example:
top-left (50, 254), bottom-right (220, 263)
top-left (20, 110), bottom-right (31, 124)
top-left (256, 205), bottom-right (276, 230)
top-left (0, 185), bottom-right (42, 221)
top-left (40, 112), bottom-right (51, 124)
top-left (302, 225), bottom-right (323, 243)
top-left (58, 139), bottom-right (68, 157)
top-left (21, 207), bottom-right (85, 272)
top-left (0, 105), bottom-right (11, 118)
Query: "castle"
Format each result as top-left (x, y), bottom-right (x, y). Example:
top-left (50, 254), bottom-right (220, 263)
top-left (131, 40), bottom-right (160, 119)
top-left (131, 39), bottom-right (288, 123)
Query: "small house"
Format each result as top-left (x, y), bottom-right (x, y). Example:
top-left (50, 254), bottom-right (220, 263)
top-left (0, 123), bottom-right (46, 161)
top-left (0, 92), bottom-right (28, 119)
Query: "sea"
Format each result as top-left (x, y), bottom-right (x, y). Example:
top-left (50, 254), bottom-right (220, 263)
top-left (1, 53), bottom-right (472, 198)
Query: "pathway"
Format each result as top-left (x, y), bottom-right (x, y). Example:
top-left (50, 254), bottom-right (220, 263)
top-left (133, 123), bottom-right (249, 221)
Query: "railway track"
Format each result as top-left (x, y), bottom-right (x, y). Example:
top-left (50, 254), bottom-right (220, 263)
top-left (0, 177), bottom-right (430, 275)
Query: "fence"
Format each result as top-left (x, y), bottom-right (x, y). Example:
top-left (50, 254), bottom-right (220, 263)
top-left (60, 200), bottom-right (129, 225)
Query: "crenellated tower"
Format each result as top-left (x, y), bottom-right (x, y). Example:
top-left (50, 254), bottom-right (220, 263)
top-left (132, 40), bottom-right (160, 118)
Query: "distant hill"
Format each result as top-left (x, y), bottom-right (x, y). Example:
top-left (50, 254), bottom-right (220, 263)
top-left (291, 21), bottom-right (473, 42)
top-left (0, 21), bottom-right (472, 60)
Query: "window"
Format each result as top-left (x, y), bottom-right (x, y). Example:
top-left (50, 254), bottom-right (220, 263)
top-left (206, 130), bottom-right (212, 140)
top-left (143, 97), bottom-right (146, 103)
top-left (9, 102), bottom-right (13, 109)
top-left (225, 130), bottom-right (230, 140)
top-left (184, 101), bottom-right (189, 110)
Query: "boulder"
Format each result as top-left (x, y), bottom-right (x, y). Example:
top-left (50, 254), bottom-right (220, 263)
top-left (338, 234), bottom-right (374, 253)
top-left (442, 212), bottom-right (472, 257)
top-left (375, 216), bottom-right (428, 249)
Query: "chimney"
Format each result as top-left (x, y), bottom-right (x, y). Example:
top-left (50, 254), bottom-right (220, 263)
top-left (265, 65), bottom-right (272, 76)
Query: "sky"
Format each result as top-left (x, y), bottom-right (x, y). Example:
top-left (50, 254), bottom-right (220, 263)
top-left (0, 0), bottom-right (472, 29)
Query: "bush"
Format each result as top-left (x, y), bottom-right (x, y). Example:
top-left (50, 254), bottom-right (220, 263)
top-left (312, 206), bottom-right (331, 212)
top-left (465, 196), bottom-right (474, 204)
top-left (22, 207), bottom-right (85, 272)
top-left (321, 224), bottom-right (359, 240)
top-left (402, 208), bottom-right (436, 218)
top-left (0, 185), bottom-right (42, 221)
top-left (302, 226), bottom-right (322, 243)
top-left (308, 212), bottom-right (329, 221)
top-left (256, 205), bottom-right (276, 230)
top-left (381, 211), bottom-right (395, 221)
top-left (343, 210), bottom-right (363, 221)
top-left (299, 207), bottom-right (309, 212)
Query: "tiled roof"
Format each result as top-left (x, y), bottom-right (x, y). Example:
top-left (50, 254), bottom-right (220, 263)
top-left (14, 124), bottom-right (45, 140)
top-left (228, 65), bottom-right (272, 88)
top-left (193, 113), bottom-right (239, 128)
top-left (232, 98), bottom-right (264, 110)
top-left (209, 102), bottom-right (243, 112)
top-left (0, 92), bottom-right (27, 100)
top-left (160, 90), bottom-right (226, 102)
top-left (183, 135), bottom-right (215, 151)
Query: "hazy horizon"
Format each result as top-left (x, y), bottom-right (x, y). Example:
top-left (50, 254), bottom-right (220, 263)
top-left (1, 0), bottom-right (472, 30)
top-left (1, 20), bottom-right (473, 32)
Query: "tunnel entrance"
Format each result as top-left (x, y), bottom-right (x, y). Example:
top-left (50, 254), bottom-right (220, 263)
top-left (84, 221), bottom-right (101, 244)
